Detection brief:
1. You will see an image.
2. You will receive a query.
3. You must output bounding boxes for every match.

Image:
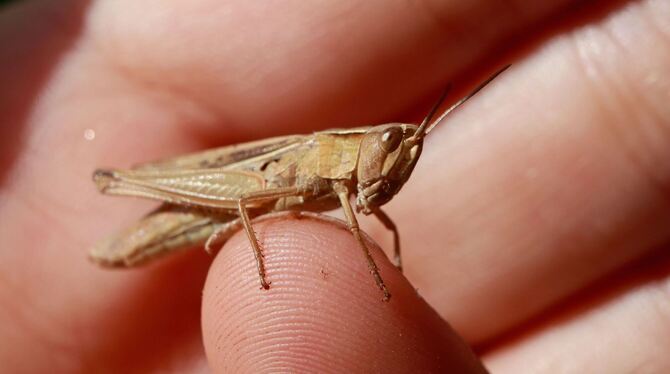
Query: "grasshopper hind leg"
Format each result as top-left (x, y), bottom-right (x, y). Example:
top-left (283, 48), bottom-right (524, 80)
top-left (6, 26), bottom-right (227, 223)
top-left (90, 204), bottom-right (228, 267)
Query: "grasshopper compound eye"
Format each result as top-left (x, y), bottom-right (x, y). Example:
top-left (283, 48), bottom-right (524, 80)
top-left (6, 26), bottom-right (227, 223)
top-left (380, 128), bottom-right (403, 152)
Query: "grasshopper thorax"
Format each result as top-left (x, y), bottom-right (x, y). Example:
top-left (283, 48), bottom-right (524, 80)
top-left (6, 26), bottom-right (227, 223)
top-left (355, 124), bottom-right (422, 214)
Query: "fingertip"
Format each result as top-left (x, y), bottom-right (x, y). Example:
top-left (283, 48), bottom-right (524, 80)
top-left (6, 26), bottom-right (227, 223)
top-left (202, 215), bottom-right (485, 373)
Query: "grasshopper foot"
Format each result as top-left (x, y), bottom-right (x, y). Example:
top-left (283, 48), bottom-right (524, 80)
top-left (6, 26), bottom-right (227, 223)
top-left (392, 258), bottom-right (403, 273)
top-left (381, 288), bottom-right (391, 302)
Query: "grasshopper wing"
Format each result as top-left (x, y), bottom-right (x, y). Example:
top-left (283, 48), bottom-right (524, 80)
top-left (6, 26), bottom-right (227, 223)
top-left (90, 205), bottom-right (233, 266)
top-left (133, 134), bottom-right (307, 171)
top-left (93, 168), bottom-right (266, 209)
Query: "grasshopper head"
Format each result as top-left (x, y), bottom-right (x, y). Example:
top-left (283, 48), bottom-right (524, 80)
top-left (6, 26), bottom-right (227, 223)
top-left (355, 124), bottom-right (423, 214)
top-left (354, 65), bottom-right (510, 214)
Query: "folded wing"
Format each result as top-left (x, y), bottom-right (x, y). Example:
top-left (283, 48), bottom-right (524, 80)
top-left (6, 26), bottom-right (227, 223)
top-left (93, 168), bottom-right (265, 209)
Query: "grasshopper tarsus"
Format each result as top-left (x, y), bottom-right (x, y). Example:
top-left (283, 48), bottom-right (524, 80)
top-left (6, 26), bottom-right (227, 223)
top-left (257, 267), bottom-right (271, 290)
top-left (392, 253), bottom-right (402, 272)
top-left (369, 266), bottom-right (390, 301)
top-left (381, 287), bottom-right (391, 302)
top-left (204, 234), bottom-right (218, 254)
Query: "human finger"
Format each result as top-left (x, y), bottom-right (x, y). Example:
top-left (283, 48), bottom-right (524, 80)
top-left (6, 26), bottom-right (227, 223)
top-left (202, 215), bottom-right (486, 373)
top-left (361, 0), bottom-right (670, 344)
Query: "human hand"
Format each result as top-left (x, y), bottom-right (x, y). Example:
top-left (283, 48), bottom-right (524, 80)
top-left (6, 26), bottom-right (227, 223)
top-left (1, 0), bottom-right (669, 372)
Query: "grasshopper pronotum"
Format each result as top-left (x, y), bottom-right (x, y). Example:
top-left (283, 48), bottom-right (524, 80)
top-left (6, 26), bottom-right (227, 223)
top-left (91, 66), bottom-right (509, 301)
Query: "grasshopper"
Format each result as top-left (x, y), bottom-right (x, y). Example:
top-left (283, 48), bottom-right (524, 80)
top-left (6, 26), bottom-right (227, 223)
top-left (91, 66), bottom-right (509, 301)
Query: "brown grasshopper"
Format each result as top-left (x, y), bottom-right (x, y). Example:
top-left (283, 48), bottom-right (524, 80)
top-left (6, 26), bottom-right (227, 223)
top-left (91, 66), bottom-right (509, 301)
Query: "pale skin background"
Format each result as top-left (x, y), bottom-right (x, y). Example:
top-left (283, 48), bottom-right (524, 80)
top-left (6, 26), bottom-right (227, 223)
top-left (1, 0), bottom-right (669, 372)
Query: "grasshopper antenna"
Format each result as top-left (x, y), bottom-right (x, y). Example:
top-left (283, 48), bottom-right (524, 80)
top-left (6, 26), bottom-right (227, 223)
top-left (406, 85), bottom-right (450, 145)
top-left (419, 84), bottom-right (452, 132)
top-left (411, 64), bottom-right (511, 141)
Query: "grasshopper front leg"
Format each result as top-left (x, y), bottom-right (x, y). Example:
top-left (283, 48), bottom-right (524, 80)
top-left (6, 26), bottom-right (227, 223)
top-left (333, 181), bottom-right (391, 301)
top-left (373, 208), bottom-right (402, 272)
top-left (237, 187), bottom-right (301, 290)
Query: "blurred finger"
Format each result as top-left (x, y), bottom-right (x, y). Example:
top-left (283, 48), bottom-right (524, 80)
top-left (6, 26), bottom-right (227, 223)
top-left (484, 249), bottom-right (670, 372)
top-left (365, 0), bottom-right (670, 343)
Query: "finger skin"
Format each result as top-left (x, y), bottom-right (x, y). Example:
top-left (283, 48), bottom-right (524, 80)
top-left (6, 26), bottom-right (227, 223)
top-left (364, 0), bottom-right (670, 343)
top-left (202, 215), bottom-right (486, 373)
top-left (484, 250), bottom-right (670, 373)
top-left (85, 0), bottom-right (577, 137)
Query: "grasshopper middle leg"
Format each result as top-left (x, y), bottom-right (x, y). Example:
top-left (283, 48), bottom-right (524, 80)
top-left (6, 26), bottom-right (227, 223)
top-left (204, 217), bottom-right (244, 254)
top-left (237, 187), bottom-right (301, 290)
